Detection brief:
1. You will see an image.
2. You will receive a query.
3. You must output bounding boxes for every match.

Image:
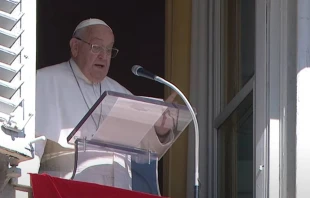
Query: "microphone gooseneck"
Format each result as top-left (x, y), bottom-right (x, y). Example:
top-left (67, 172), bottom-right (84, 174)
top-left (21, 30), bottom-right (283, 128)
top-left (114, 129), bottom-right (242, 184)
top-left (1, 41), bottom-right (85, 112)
top-left (131, 65), bottom-right (200, 198)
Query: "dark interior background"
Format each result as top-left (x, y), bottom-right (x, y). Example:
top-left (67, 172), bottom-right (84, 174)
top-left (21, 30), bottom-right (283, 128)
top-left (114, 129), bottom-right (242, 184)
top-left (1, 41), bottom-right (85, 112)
top-left (36, 0), bottom-right (165, 193)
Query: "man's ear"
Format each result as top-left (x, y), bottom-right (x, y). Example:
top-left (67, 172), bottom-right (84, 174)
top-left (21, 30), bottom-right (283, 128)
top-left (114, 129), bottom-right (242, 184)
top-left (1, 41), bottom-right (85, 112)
top-left (69, 38), bottom-right (78, 57)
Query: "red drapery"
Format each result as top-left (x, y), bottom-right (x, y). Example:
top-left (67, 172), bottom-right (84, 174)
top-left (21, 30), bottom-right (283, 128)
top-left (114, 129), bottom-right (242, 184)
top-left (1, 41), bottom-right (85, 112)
top-left (30, 174), bottom-right (168, 198)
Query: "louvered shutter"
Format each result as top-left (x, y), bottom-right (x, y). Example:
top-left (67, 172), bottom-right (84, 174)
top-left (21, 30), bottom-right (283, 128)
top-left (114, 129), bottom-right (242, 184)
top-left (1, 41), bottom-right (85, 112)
top-left (0, 0), bottom-right (37, 196)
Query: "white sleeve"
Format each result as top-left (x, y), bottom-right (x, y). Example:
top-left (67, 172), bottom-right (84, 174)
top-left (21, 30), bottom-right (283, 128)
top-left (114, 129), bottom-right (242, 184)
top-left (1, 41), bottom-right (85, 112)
top-left (139, 128), bottom-right (174, 160)
top-left (35, 70), bottom-right (61, 162)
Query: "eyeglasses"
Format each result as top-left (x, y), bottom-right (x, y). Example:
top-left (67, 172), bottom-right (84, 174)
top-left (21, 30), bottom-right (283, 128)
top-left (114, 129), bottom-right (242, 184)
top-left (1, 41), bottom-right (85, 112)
top-left (74, 37), bottom-right (119, 58)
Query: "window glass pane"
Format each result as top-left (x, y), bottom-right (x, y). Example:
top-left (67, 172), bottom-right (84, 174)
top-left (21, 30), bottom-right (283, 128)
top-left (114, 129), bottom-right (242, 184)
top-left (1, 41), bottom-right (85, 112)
top-left (240, 0), bottom-right (255, 85)
top-left (217, 91), bottom-right (253, 198)
top-left (221, 0), bottom-right (255, 107)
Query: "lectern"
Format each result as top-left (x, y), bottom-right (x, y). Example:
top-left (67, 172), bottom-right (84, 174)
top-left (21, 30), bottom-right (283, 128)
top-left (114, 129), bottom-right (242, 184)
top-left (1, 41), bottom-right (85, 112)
top-left (59, 91), bottom-right (193, 196)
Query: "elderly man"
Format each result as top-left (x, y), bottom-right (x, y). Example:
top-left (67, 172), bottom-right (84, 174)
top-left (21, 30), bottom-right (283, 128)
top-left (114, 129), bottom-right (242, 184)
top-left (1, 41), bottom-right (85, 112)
top-left (35, 18), bottom-right (175, 191)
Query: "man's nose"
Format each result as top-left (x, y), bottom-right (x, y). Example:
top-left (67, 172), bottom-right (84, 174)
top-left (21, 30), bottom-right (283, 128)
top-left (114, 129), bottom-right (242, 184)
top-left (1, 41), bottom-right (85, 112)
top-left (97, 50), bottom-right (108, 60)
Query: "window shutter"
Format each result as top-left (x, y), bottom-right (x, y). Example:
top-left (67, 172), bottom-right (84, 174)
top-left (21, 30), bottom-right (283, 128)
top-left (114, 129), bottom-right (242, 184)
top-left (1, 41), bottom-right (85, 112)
top-left (0, 1), bottom-right (37, 192)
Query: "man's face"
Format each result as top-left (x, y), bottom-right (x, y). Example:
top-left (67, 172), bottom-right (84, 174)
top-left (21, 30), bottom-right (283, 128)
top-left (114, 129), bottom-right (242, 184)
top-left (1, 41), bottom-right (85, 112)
top-left (71, 25), bottom-right (115, 83)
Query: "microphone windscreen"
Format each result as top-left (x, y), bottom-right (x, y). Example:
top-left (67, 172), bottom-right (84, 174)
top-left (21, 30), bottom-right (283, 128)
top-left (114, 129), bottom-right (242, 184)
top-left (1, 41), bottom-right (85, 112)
top-left (131, 65), bottom-right (143, 75)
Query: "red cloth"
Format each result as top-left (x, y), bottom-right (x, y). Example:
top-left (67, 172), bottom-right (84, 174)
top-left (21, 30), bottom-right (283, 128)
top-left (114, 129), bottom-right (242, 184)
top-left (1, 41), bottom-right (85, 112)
top-left (30, 173), bottom-right (168, 198)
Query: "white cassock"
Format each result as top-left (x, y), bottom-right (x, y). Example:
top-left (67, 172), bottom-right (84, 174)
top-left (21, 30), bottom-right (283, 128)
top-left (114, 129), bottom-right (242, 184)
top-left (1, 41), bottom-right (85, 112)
top-left (35, 59), bottom-right (173, 190)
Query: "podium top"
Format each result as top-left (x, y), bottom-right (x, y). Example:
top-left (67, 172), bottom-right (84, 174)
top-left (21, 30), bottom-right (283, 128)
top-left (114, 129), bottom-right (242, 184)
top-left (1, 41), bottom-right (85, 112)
top-left (67, 91), bottom-right (193, 158)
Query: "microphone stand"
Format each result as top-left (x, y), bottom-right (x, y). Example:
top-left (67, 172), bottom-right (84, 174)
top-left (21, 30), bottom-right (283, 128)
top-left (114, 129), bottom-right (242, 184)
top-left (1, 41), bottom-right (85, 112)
top-left (154, 76), bottom-right (200, 198)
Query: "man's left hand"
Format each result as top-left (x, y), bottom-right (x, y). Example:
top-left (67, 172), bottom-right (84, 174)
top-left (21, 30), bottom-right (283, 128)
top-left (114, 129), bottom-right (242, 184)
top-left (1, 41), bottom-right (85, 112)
top-left (154, 91), bottom-right (178, 140)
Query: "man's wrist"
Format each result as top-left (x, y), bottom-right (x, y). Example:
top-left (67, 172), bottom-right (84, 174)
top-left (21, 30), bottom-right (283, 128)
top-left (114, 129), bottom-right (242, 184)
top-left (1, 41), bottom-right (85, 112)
top-left (155, 128), bottom-right (172, 143)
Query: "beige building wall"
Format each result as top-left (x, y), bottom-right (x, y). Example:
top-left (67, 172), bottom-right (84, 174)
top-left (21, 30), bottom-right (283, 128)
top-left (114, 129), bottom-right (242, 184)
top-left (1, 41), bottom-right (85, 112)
top-left (163, 0), bottom-right (192, 198)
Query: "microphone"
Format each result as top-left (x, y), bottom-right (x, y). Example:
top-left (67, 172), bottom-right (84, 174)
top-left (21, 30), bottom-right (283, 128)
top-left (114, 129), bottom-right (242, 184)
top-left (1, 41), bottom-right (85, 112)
top-left (131, 65), bottom-right (200, 198)
top-left (131, 65), bottom-right (157, 81)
